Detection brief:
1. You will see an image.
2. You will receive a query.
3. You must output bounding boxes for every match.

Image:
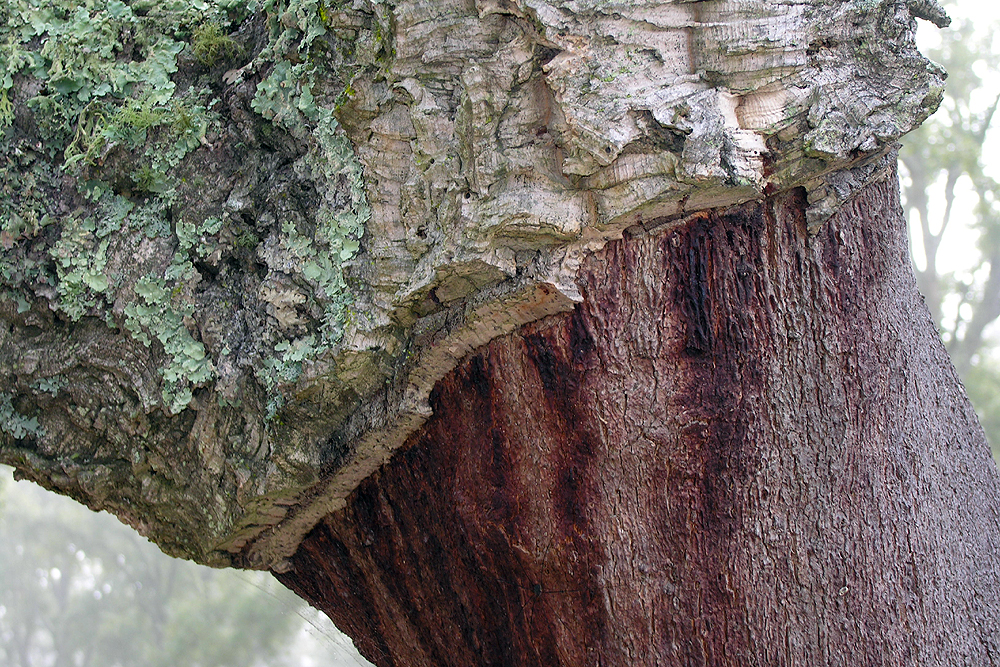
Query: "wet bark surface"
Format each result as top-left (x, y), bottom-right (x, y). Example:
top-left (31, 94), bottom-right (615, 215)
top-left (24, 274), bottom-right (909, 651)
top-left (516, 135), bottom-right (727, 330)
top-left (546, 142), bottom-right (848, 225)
top-left (277, 176), bottom-right (1000, 666)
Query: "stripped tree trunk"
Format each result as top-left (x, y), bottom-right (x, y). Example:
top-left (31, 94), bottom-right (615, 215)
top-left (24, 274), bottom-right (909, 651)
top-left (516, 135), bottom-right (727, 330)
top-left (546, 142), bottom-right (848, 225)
top-left (277, 175), bottom-right (1000, 666)
top-left (3, 0), bottom-right (999, 664)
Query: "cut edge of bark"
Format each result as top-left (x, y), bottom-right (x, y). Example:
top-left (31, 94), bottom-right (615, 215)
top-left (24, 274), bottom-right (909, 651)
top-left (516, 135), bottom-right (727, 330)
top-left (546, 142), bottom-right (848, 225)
top-left (230, 148), bottom-right (904, 570)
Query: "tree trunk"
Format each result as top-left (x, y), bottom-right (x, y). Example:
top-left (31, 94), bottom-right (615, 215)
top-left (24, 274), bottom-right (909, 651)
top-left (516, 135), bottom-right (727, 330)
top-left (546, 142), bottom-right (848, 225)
top-left (3, 0), bottom-right (998, 664)
top-left (276, 172), bottom-right (1000, 666)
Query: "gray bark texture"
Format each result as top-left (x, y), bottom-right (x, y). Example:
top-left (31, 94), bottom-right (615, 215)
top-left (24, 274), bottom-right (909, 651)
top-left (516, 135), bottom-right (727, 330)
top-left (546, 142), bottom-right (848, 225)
top-left (3, 0), bottom-right (999, 663)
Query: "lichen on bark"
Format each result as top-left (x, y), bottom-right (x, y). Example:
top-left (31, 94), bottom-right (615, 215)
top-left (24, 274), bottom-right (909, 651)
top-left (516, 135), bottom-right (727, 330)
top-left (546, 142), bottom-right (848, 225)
top-left (1, 0), bottom-right (380, 563)
top-left (1, 0), bottom-right (951, 567)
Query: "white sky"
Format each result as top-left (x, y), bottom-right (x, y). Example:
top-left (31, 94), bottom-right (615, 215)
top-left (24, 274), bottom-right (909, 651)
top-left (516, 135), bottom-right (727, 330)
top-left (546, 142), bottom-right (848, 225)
top-left (906, 1), bottom-right (1000, 352)
top-left (911, 2), bottom-right (1000, 276)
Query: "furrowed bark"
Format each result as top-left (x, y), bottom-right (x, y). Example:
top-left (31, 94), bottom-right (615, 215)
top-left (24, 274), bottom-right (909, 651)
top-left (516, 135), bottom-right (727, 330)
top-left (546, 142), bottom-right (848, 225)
top-left (277, 172), bottom-right (1000, 666)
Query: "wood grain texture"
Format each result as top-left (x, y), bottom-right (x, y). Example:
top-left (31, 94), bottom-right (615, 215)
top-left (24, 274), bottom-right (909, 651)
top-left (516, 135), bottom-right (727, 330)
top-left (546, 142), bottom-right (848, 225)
top-left (278, 173), bottom-right (1000, 666)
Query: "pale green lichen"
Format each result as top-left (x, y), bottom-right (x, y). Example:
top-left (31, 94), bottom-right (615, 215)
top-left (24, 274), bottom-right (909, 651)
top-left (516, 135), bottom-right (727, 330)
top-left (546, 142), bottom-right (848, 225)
top-left (124, 266), bottom-right (214, 415)
top-left (257, 334), bottom-right (319, 390)
top-left (2, 289), bottom-right (31, 313)
top-left (244, 0), bottom-right (373, 381)
top-left (251, 60), bottom-right (317, 136)
top-left (307, 109), bottom-right (369, 343)
top-left (0, 392), bottom-right (43, 439)
top-left (49, 213), bottom-right (114, 321)
top-left (46, 193), bottom-right (143, 322)
top-left (45, 188), bottom-right (220, 414)
top-left (31, 376), bottom-right (68, 396)
top-left (0, 146), bottom-right (57, 247)
top-left (2, 0), bottom-right (372, 417)
top-left (176, 215), bottom-right (224, 256)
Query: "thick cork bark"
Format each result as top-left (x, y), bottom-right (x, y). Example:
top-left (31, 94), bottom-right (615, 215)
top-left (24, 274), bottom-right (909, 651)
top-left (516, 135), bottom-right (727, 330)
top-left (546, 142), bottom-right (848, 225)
top-left (1, 1), bottom-right (950, 568)
top-left (278, 174), bottom-right (1000, 666)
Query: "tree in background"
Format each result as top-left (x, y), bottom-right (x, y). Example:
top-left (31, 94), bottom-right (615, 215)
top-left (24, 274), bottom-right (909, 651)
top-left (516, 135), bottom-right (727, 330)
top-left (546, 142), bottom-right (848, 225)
top-left (0, 465), bottom-right (370, 667)
top-left (900, 10), bottom-right (1000, 456)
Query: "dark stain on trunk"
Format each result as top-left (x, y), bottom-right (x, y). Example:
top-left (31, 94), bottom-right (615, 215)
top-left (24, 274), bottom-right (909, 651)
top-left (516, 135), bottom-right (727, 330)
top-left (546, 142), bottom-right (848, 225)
top-left (276, 524), bottom-right (397, 667)
top-left (677, 217), bottom-right (715, 353)
top-left (568, 306), bottom-right (596, 367)
top-left (523, 327), bottom-right (601, 537)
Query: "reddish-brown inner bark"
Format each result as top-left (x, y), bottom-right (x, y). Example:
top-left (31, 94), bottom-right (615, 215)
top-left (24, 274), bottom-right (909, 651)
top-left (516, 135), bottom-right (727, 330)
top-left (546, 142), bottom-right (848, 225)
top-left (276, 177), bottom-right (1000, 666)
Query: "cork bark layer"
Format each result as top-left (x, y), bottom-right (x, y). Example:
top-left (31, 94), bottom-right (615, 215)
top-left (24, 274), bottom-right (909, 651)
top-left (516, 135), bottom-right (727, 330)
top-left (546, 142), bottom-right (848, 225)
top-left (278, 174), bottom-right (1000, 666)
top-left (0, 0), bottom-right (950, 568)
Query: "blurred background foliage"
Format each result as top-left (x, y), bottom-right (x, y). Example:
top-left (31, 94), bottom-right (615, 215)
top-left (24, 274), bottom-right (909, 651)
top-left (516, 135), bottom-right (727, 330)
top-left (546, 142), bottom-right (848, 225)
top-left (900, 1), bottom-right (1000, 461)
top-left (0, 465), bottom-right (373, 667)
